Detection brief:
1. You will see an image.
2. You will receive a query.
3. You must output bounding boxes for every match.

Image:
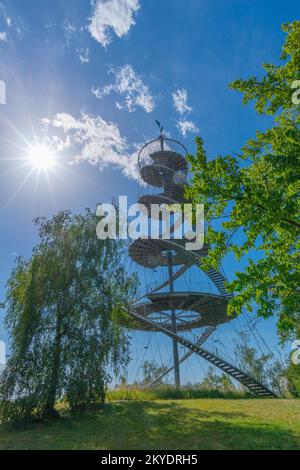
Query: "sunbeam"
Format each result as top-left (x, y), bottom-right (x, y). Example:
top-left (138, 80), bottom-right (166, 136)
top-left (27, 144), bottom-right (56, 171)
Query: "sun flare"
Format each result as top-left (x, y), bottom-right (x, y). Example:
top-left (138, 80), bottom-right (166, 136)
top-left (27, 144), bottom-right (56, 171)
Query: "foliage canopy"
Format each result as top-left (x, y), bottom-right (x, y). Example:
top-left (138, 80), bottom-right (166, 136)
top-left (0, 209), bottom-right (137, 422)
top-left (186, 21), bottom-right (300, 337)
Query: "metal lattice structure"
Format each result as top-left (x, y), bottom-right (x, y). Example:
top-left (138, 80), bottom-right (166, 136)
top-left (128, 134), bottom-right (277, 397)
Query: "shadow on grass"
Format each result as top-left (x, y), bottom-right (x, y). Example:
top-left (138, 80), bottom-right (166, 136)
top-left (1, 401), bottom-right (299, 450)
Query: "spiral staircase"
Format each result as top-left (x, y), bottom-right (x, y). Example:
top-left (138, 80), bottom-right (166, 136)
top-left (127, 135), bottom-right (277, 398)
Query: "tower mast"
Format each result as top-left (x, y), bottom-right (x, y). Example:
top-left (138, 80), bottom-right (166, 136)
top-left (167, 250), bottom-right (180, 387)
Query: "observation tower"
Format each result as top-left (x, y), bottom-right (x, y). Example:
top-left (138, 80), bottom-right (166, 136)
top-left (127, 132), bottom-right (277, 397)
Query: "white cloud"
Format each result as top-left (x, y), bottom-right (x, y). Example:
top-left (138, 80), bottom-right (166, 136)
top-left (0, 4), bottom-right (8, 42)
top-left (92, 84), bottom-right (114, 99)
top-left (91, 86), bottom-right (101, 99)
top-left (0, 3), bottom-right (25, 43)
top-left (64, 20), bottom-right (77, 34)
top-left (92, 64), bottom-right (154, 113)
top-left (43, 112), bottom-right (141, 181)
top-left (88, 0), bottom-right (140, 47)
top-left (76, 47), bottom-right (90, 64)
top-left (172, 89), bottom-right (192, 115)
top-left (172, 88), bottom-right (198, 136)
top-left (62, 20), bottom-right (78, 47)
top-left (176, 120), bottom-right (199, 137)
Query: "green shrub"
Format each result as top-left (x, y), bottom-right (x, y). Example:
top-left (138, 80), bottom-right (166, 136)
top-left (286, 363), bottom-right (300, 398)
top-left (0, 396), bottom-right (38, 425)
top-left (107, 385), bottom-right (251, 401)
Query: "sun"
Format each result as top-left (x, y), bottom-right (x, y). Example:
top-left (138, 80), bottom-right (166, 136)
top-left (27, 144), bottom-right (56, 171)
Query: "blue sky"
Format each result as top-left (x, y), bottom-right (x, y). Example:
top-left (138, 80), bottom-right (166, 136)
top-left (0, 0), bottom-right (298, 380)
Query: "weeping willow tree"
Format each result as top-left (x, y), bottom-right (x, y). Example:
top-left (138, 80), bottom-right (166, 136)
top-left (0, 209), bottom-right (137, 422)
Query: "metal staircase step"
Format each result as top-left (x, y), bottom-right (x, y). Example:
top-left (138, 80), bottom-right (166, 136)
top-left (128, 308), bottom-right (278, 398)
top-left (146, 326), bottom-right (216, 387)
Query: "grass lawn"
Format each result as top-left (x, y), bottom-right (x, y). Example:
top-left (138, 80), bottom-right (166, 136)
top-left (0, 399), bottom-right (300, 450)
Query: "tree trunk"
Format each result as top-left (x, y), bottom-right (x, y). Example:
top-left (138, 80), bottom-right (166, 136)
top-left (43, 307), bottom-right (62, 417)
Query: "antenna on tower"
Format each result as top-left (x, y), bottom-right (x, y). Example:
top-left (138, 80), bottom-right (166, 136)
top-left (155, 120), bottom-right (164, 136)
top-left (155, 120), bottom-right (164, 150)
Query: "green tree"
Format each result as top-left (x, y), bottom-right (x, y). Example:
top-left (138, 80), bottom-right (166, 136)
top-left (286, 362), bottom-right (300, 397)
top-left (201, 366), bottom-right (219, 389)
top-left (219, 373), bottom-right (236, 393)
top-left (186, 21), bottom-right (300, 337)
top-left (0, 209), bottom-right (137, 422)
top-left (234, 331), bottom-right (286, 395)
top-left (141, 360), bottom-right (168, 386)
top-left (200, 367), bottom-right (235, 392)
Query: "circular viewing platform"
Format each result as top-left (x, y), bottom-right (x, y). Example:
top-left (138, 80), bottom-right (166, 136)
top-left (133, 292), bottom-right (234, 331)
